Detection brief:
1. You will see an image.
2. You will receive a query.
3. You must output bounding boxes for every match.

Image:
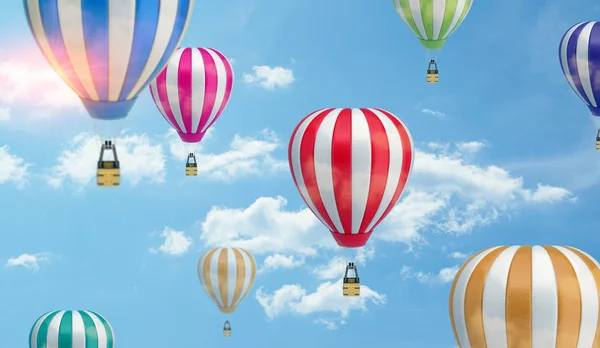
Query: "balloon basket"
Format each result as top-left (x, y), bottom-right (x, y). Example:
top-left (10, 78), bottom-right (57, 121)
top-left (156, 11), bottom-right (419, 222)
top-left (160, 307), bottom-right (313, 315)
top-left (97, 167), bottom-right (120, 187)
top-left (97, 141), bottom-right (120, 187)
top-left (185, 165), bottom-right (198, 176)
top-left (343, 281), bottom-right (360, 296)
top-left (186, 153), bottom-right (198, 176)
top-left (343, 262), bottom-right (360, 296)
top-left (426, 60), bottom-right (439, 84)
top-left (223, 321), bottom-right (232, 337)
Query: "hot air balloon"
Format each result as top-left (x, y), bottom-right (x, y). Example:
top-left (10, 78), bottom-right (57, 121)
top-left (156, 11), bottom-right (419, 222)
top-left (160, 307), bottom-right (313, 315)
top-left (23, 0), bottom-right (194, 187)
top-left (197, 247), bottom-right (256, 337)
top-left (30, 310), bottom-right (114, 348)
top-left (149, 47), bottom-right (234, 176)
top-left (449, 245), bottom-right (600, 347)
top-left (559, 22), bottom-right (600, 150)
top-left (392, 0), bottom-right (473, 83)
top-left (288, 108), bottom-right (414, 296)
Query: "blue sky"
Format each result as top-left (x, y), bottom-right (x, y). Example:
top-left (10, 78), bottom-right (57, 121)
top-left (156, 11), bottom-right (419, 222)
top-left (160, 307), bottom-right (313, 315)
top-left (1, 0), bottom-right (600, 347)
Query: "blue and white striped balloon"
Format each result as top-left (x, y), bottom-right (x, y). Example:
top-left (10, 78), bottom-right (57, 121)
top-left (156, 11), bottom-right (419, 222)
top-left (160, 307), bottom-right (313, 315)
top-left (29, 310), bottom-right (114, 348)
top-left (23, 0), bottom-right (194, 120)
top-left (559, 21), bottom-right (600, 116)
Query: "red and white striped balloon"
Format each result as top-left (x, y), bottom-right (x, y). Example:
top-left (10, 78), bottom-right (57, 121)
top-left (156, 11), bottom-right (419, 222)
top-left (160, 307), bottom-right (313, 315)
top-left (149, 47), bottom-right (234, 143)
top-left (288, 108), bottom-right (414, 248)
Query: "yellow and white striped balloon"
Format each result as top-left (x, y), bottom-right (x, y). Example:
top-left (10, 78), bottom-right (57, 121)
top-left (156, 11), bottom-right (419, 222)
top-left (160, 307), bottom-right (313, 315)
top-left (449, 245), bottom-right (600, 348)
top-left (197, 247), bottom-right (256, 314)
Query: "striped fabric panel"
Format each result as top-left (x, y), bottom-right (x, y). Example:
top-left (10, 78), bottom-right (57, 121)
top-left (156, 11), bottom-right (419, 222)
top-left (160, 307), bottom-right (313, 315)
top-left (287, 108), bottom-right (413, 248)
top-left (449, 245), bottom-right (600, 348)
top-left (23, 0), bottom-right (193, 120)
top-left (392, 0), bottom-right (472, 49)
top-left (559, 21), bottom-right (600, 116)
top-left (30, 310), bottom-right (115, 348)
top-left (197, 247), bottom-right (257, 313)
top-left (149, 47), bottom-right (234, 143)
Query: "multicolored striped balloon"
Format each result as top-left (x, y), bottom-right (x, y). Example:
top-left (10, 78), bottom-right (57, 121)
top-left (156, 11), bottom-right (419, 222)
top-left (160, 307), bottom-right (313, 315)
top-left (23, 0), bottom-right (194, 120)
top-left (149, 47), bottom-right (234, 143)
top-left (559, 22), bottom-right (600, 116)
top-left (288, 108), bottom-right (414, 248)
top-left (392, 0), bottom-right (473, 50)
top-left (30, 310), bottom-right (114, 348)
top-left (197, 247), bottom-right (256, 313)
top-left (449, 245), bottom-right (600, 348)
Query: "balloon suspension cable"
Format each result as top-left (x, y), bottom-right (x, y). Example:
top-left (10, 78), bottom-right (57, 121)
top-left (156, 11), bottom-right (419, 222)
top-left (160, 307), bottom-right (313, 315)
top-left (336, 247), bottom-right (351, 274)
top-left (184, 142), bottom-right (194, 157)
top-left (427, 48), bottom-right (442, 62)
top-left (90, 119), bottom-right (102, 148)
top-left (345, 248), bottom-right (351, 266)
top-left (111, 118), bottom-right (125, 146)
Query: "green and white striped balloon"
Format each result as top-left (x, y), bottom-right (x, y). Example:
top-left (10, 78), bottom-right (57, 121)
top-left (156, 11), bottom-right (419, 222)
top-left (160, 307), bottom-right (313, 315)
top-left (392, 0), bottom-right (473, 50)
top-left (29, 310), bottom-right (115, 348)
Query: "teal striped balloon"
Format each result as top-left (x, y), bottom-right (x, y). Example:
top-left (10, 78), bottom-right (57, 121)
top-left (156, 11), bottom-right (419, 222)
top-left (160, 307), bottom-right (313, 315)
top-left (392, 0), bottom-right (473, 50)
top-left (29, 310), bottom-right (114, 348)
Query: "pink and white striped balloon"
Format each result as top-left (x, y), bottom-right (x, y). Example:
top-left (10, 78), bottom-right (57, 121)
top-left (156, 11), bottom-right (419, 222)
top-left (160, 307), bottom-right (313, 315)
top-left (149, 47), bottom-right (234, 143)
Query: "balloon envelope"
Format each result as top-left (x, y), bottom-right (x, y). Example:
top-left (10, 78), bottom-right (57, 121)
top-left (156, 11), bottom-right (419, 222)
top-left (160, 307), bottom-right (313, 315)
top-left (23, 0), bottom-right (194, 120)
top-left (288, 108), bottom-right (414, 248)
top-left (197, 247), bottom-right (256, 313)
top-left (559, 21), bottom-right (600, 116)
top-left (30, 310), bottom-right (114, 348)
top-left (392, 0), bottom-right (473, 50)
top-left (449, 245), bottom-right (600, 347)
top-left (149, 47), bottom-right (234, 143)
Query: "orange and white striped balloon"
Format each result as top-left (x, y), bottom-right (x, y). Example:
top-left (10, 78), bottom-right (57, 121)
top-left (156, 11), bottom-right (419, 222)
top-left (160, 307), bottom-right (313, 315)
top-left (197, 247), bottom-right (256, 314)
top-left (449, 245), bottom-right (600, 348)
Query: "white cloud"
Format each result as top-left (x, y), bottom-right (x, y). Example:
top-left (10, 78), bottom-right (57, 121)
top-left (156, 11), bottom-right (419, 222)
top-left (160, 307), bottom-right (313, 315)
top-left (200, 196), bottom-right (332, 255)
top-left (314, 318), bottom-right (346, 330)
top-left (6, 253), bottom-right (51, 271)
top-left (149, 227), bottom-right (192, 256)
top-left (256, 280), bottom-right (386, 319)
top-left (456, 141), bottom-right (486, 153)
top-left (167, 128), bottom-right (286, 180)
top-left (422, 108), bottom-right (445, 117)
top-left (427, 142), bottom-right (450, 152)
top-left (0, 108), bottom-right (10, 120)
top-left (260, 254), bottom-right (304, 273)
top-left (401, 265), bottom-right (459, 284)
top-left (376, 142), bottom-right (574, 245)
top-left (242, 66), bottom-right (294, 89)
top-left (449, 252), bottom-right (468, 259)
top-left (0, 59), bottom-right (80, 110)
top-left (0, 146), bottom-right (30, 186)
top-left (46, 132), bottom-right (165, 188)
top-left (528, 184), bottom-right (574, 203)
top-left (378, 191), bottom-right (446, 245)
top-left (410, 143), bottom-right (572, 206)
top-left (312, 256), bottom-right (347, 280)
